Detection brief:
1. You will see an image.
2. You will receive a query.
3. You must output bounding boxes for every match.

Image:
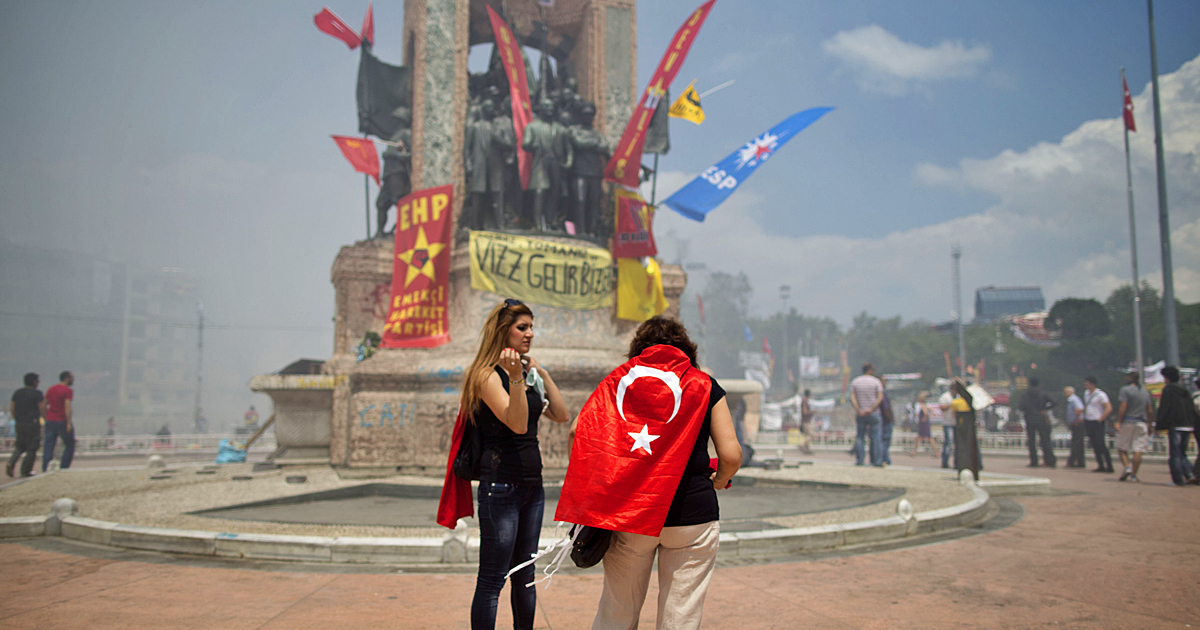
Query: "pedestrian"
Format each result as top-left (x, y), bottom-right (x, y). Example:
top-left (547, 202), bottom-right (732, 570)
top-left (1018, 378), bottom-right (1057, 468)
top-left (556, 316), bottom-right (741, 630)
top-left (1156, 366), bottom-right (1199, 486)
top-left (799, 389), bottom-right (814, 455)
top-left (938, 388), bottom-right (958, 469)
top-left (42, 371), bottom-right (75, 472)
top-left (849, 363), bottom-right (884, 467)
top-left (461, 299), bottom-right (569, 630)
top-left (1082, 376), bottom-right (1114, 473)
top-left (1115, 371), bottom-right (1155, 482)
top-left (910, 393), bottom-right (936, 456)
top-left (6, 373), bottom-right (44, 478)
top-left (879, 375), bottom-right (894, 466)
top-left (1063, 386), bottom-right (1087, 467)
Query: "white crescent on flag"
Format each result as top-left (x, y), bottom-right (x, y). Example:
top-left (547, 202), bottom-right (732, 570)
top-left (616, 365), bottom-right (682, 424)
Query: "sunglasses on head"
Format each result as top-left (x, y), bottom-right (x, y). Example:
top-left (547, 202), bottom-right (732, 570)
top-left (503, 298), bottom-right (523, 309)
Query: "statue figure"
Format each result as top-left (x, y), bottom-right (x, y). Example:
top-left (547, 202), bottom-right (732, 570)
top-left (464, 99), bottom-right (512, 231)
top-left (568, 102), bottom-right (609, 236)
top-left (522, 99), bottom-right (566, 232)
top-left (553, 108), bottom-right (576, 230)
top-left (376, 106), bottom-right (412, 237)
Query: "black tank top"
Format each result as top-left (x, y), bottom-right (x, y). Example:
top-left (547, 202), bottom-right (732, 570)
top-left (476, 365), bottom-right (544, 486)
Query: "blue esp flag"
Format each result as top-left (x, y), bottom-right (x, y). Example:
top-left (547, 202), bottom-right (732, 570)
top-left (744, 325), bottom-right (753, 342)
top-left (661, 107), bottom-right (833, 222)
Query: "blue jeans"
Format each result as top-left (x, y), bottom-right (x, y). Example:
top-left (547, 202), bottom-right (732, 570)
top-left (42, 421), bottom-right (75, 471)
top-left (942, 425), bottom-right (956, 468)
top-left (472, 482), bottom-right (544, 630)
top-left (854, 413), bottom-right (882, 466)
top-left (880, 422), bottom-right (893, 464)
top-left (1167, 429), bottom-right (1196, 485)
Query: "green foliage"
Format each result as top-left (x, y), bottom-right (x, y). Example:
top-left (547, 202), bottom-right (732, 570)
top-left (1045, 298), bottom-right (1110, 340)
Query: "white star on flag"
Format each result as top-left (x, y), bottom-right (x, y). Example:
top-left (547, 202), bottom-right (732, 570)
top-left (628, 424), bottom-right (660, 454)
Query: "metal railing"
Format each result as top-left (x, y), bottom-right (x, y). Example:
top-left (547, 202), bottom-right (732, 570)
top-left (0, 433), bottom-right (277, 456)
top-left (753, 428), bottom-right (1175, 456)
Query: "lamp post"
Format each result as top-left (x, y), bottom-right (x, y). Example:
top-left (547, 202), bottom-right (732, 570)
top-left (780, 284), bottom-right (791, 395)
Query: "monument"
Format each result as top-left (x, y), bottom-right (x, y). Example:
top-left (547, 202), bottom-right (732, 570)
top-left (253, 0), bottom-right (687, 471)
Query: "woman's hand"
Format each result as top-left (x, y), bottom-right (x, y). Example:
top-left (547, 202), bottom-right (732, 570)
top-left (500, 347), bottom-right (523, 381)
top-left (523, 355), bottom-right (542, 372)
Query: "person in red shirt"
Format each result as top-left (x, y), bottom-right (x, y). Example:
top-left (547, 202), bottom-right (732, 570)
top-left (43, 371), bottom-right (75, 471)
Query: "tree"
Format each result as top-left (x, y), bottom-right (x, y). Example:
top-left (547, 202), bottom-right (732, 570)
top-left (1045, 298), bottom-right (1110, 341)
top-left (701, 272), bottom-right (753, 379)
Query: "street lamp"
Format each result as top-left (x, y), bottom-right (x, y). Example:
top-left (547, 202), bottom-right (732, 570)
top-left (780, 285), bottom-right (791, 395)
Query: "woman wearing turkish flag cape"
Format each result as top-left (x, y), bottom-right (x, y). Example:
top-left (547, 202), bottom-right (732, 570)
top-left (557, 317), bottom-right (741, 630)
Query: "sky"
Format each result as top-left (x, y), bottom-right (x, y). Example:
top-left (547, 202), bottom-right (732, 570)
top-left (1, 1), bottom-right (1198, 426)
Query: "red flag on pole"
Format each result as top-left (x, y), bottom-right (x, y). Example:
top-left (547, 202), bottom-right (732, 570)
top-left (361, 2), bottom-right (375, 47)
top-left (697, 294), bottom-right (705, 326)
top-left (486, 6), bottom-right (534, 190)
top-left (604, 0), bottom-right (717, 188)
top-left (314, 8), bottom-right (361, 50)
top-left (331, 135), bottom-right (380, 184)
top-left (555, 345), bottom-right (712, 536)
top-left (1123, 76), bottom-right (1137, 132)
top-left (762, 336), bottom-right (773, 357)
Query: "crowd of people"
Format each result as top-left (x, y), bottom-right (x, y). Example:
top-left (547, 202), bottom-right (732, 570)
top-left (6, 371), bottom-right (77, 478)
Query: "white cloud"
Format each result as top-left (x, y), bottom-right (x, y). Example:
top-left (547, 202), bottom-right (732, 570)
top-left (822, 25), bottom-right (991, 96)
top-left (655, 54), bottom-right (1200, 325)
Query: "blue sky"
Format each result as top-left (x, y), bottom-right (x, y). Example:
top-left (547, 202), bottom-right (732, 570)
top-left (1, 1), bottom-right (1198, 424)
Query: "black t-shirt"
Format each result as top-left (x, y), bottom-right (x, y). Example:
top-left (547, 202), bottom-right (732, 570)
top-left (10, 388), bottom-right (43, 424)
top-left (662, 375), bottom-right (726, 528)
top-left (476, 365), bottom-right (545, 486)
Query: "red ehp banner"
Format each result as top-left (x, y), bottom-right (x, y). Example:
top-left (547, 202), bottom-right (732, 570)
top-left (604, 0), bottom-right (716, 187)
top-left (331, 135), bottom-right (380, 184)
top-left (486, 6), bottom-right (533, 190)
top-left (381, 185), bottom-right (453, 348)
top-left (612, 188), bottom-right (657, 258)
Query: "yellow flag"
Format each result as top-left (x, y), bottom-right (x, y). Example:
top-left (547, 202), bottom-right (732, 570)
top-left (669, 80), bottom-right (705, 125)
top-left (617, 258), bottom-right (669, 322)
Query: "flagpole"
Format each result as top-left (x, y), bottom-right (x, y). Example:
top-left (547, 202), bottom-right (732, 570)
top-left (650, 154), bottom-right (659, 205)
top-left (1122, 67), bottom-right (1145, 384)
top-left (364, 172), bottom-right (371, 239)
top-left (1147, 0), bottom-right (1180, 366)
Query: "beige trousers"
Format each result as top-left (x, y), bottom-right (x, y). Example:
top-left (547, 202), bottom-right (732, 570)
top-left (591, 521), bottom-right (720, 630)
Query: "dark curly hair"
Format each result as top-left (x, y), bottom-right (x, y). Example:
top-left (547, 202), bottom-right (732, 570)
top-left (628, 316), bottom-right (698, 367)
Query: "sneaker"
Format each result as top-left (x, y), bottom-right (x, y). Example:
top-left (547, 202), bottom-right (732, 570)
top-left (1129, 475), bottom-right (1140, 483)
top-left (1119, 469), bottom-right (1132, 481)
top-left (1187, 478), bottom-right (1200, 486)
top-left (1167, 481), bottom-right (1185, 487)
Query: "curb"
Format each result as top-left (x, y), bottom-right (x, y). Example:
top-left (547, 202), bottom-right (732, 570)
top-left (0, 483), bottom-right (996, 566)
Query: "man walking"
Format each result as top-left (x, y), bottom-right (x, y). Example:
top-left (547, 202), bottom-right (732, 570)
top-left (1082, 376), bottom-right (1114, 473)
top-left (1018, 378), bottom-right (1057, 468)
top-left (879, 375), bottom-right (895, 465)
top-left (42, 371), bottom-right (76, 472)
top-left (1063, 386), bottom-right (1087, 468)
top-left (849, 363), bottom-right (884, 467)
top-left (937, 389), bottom-right (958, 469)
top-left (7, 373), bottom-right (44, 478)
top-left (1115, 372), bottom-right (1155, 482)
top-left (1156, 366), bottom-right (1198, 486)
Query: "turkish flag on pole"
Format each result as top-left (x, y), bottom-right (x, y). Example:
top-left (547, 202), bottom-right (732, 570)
top-left (331, 135), bottom-right (380, 184)
top-left (556, 345), bottom-right (712, 536)
top-left (1123, 76), bottom-right (1137, 132)
top-left (361, 2), bottom-right (375, 47)
top-left (314, 8), bottom-right (361, 50)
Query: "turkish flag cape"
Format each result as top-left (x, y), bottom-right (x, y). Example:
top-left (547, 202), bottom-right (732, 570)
top-left (436, 406), bottom-right (473, 528)
top-left (556, 345), bottom-right (711, 536)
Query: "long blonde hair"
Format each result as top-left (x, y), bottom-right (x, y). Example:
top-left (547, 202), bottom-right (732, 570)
top-left (461, 300), bottom-right (534, 417)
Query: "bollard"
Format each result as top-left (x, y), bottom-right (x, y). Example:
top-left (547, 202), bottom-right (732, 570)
top-left (147, 454), bottom-right (165, 468)
top-left (442, 518), bottom-right (469, 563)
top-left (958, 468), bottom-right (976, 486)
top-left (45, 498), bottom-right (78, 536)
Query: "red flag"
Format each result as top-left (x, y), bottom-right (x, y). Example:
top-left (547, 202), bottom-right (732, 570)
top-left (486, 6), bottom-right (534, 189)
top-left (612, 188), bottom-right (658, 258)
top-left (436, 406), bottom-right (473, 528)
top-left (314, 8), bottom-right (361, 50)
top-left (556, 345), bottom-right (712, 536)
top-left (762, 336), bottom-right (772, 356)
top-left (331, 135), bottom-right (380, 184)
top-left (361, 2), bottom-right (375, 47)
top-left (604, 1), bottom-right (716, 187)
top-left (381, 185), bottom-right (453, 348)
top-left (697, 294), bottom-right (705, 326)
top-left (1123, 76), bottom-right (1137, 132)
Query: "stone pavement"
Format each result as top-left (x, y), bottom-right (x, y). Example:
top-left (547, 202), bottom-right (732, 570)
top-left (1, 451), bottom-right (1197, 629)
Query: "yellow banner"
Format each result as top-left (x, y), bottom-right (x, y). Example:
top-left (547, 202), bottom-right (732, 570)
top-left (469, 231), bottom-right (613, 310)
top-left (669, 80), bottom-right (705, 125)
top-left (617, 257), bottom-right (669, 322)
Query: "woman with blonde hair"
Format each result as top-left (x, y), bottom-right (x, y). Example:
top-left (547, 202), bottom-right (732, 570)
top-left (463, 299), bottom-right (569, 630)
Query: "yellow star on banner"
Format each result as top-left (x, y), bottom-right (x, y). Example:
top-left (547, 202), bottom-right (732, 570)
top-left (395, 226), bottom-right (445, 287)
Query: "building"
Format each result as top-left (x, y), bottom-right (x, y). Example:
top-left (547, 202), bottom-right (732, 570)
top-left (974, 286), bottom-right (1045, 323)
top-left (0, 243), bottom-right (201, 435)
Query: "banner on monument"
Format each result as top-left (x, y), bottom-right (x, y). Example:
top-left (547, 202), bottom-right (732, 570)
top-left (486, 5), bottom-right (533, 190)
top-left (616, 257), bottom-right (668, 322)
top-left (469, 231), bottom-right (613, 310)
top-left (612, 188), bottom-right (658, 258)
top-left (381, 185), bottom-right (453, 348)
top-left (603, 0), bottom-right (716, 187)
